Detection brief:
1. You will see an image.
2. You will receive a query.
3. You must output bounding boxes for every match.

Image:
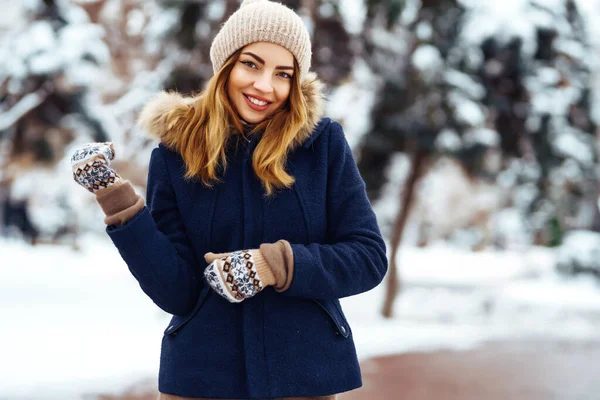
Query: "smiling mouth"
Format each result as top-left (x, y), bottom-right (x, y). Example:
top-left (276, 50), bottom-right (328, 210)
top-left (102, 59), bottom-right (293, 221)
top-left (243, 94), bottom-right (272, 111)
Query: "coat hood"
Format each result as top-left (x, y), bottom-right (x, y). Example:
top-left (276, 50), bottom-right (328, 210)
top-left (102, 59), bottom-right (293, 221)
top-left (137, 72), bottom-right (326, 151)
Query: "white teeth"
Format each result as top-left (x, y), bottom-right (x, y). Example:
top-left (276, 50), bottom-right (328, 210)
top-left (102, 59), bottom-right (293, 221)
top-left (247, 96), bottom-right (268, 106)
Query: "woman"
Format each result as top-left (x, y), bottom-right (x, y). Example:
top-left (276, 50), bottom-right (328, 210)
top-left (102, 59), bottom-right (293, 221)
top-left (71, 0), bottom-right (387, 399)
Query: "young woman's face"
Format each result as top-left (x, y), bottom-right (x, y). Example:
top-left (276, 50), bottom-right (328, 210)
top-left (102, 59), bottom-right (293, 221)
top-left (227, 42), bottom-right (295, 124)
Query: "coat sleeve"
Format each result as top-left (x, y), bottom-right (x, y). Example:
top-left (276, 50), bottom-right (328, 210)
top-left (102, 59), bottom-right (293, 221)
top-left (284, 121), bottom-right (388, 300)
top-left (106, 146), bottom-right (203, 315)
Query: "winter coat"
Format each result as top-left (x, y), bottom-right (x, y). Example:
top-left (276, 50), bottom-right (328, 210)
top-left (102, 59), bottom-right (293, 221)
top-left (106, 74), bottom-right (388, 399)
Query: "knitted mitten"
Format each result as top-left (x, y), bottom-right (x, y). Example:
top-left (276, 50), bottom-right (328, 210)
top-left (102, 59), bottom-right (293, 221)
top-left (71, 142), bottom-right (121, 193)
top-left (203, 249), bottom-right (276, 303)
top-left (71, 142), bottom-right (144, 227)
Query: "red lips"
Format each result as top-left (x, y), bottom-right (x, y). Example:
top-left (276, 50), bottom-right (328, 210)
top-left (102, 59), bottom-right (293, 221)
top-left (243, 94), bottom-right (271, 111)
top-left (244, 93), bottom-right (271, 103)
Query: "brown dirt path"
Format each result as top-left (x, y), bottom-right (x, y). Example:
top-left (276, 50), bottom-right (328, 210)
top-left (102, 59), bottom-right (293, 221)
top-left (97, 340), bottom-right (600, 400)
top-left (343, 340), bottom-right (600, 400)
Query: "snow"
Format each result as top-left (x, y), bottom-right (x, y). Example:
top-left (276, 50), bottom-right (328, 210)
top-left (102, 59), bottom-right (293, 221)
top-left (435, 129), bottom-right (462, 152)
top-left (449, 94), bottom-right (485, 126)
top-left (551, 158), bottom-right (584, 183)
top-left (21, 21), bottom-right (56, 56)
top-left (445, 69), bottom-right (486, 100)
top-left (346, 244), bottom-right (600, 360)
top-left (143, 6), bottom-right (179, 55)
top-left (529, 83), bottom-right (580, 116)
top-left (59, 0), bottom-right (92, 25)
top-left (0, 2), bottom-right (24, 30)
top-left (59, 23), bottom-right (111, 85)
top-left (556, 230), bottom-right (600, 273)
top-left (460, 0), bottom-right (600, 64)
top-left (552, 127), bottom-right (595, 165)
top-left (370, 26), bottom-right (407, 54)
top-left (415, 21), bottom-right (432, 41)
top-left (7, 143), bottom-right (123, 240)
top-left (502, 278), bottom-right (600, 311)
top-left (537, 67), bottom-right (561, 86)
top-left (28, 52), bottom-right (64, 76)
top-left (3, 234), bottom-right (600, 399)
top-left (397, 245), bottom-right (533, 287)
top-left (400, 0), bottom-right (421, 26)
top-left (0, 236), bottom-right (165, 400)
top-left (0, 9), bottom-right (110, 90)
top-left (326, 59), bottom-right (377, 150)
top-left (411, 44), bottom-right (443, 82)
top-left (513, 182), bottom-right (539, 210)
top-left (206, 1), bottom-right (226, 21)
top-left (0, 88), bottom-right (49, 131)
top-left (126, 9), bottom-right (146, 37)
top-left (461, 0), bottom-right (555, 53)
top-left (338, 0), bottom-right (366, 36)
top-left (555, 38), bottom-right (586, 60)
top-left (492, 207), bottom-right (532, 249)
top-left (462, 128), bottom-right (500, 147)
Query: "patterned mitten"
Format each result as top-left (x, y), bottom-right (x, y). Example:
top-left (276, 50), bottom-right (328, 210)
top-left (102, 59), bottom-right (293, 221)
top-left (71, 142), bottom-right (121, 193)
top-left (203, 249), bottom-right (276, 303)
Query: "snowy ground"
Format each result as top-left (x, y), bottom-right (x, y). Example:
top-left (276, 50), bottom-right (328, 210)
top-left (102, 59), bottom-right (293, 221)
top-left (2, 236), bottom-right (600, 400)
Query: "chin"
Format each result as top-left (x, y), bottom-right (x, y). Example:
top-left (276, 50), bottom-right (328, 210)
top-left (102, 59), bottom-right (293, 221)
top-left (241, 115), bottom-right (263, 124)
top-left (240, 111), bottom-right (270, 124)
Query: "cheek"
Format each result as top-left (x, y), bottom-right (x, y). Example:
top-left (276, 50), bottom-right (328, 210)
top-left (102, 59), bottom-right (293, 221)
top-left (227, 68), bottom-right (246, 92)
top-left (276, 84), bottom-right (291, 104)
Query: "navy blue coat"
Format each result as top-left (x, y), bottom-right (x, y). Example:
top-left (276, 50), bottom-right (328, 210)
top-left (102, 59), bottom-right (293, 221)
top-left (107, 116), bottom-right (387, 399)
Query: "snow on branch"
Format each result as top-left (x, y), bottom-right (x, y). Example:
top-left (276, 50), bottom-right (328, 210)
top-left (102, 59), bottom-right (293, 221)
top-left (0, 83), bottom-right (53, 131)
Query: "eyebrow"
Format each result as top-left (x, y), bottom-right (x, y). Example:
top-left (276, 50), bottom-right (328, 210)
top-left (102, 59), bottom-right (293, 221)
top-left (241, 52), bottom-right (294, 71)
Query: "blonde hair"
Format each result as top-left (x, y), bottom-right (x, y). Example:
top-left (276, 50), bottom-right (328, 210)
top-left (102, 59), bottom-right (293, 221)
top-left (160, 49), bottom-right (309, 196)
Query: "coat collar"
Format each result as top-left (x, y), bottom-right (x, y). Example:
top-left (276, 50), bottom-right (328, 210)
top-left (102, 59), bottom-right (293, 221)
top-left (136, 73), bottom-right (326, 152)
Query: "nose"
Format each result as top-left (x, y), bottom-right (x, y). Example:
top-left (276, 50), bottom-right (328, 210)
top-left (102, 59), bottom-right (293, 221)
top-left (253, 72), bottom-right (274, 94)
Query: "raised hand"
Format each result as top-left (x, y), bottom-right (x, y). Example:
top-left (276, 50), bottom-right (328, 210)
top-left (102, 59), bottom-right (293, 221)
top-left (71, 142), bottom-right (121, 193)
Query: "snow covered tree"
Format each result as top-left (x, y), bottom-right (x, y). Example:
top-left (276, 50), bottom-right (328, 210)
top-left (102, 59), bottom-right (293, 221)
top-left (303, 0), bottom-right (353, 86)
top-left (0, 0), bottom-right (112, 244)
top-left (0, 0), bottom-right (358, 243)
top-left (359, 0), bottom-right (485, 317)
top-left (476, 0), bottom-right (599, 246)
top-left (359, 0), bottom-right (600, 317)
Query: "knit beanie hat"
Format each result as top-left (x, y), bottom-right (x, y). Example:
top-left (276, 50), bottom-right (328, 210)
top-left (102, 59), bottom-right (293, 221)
top-left (209, 0), bottom-right (312, 81)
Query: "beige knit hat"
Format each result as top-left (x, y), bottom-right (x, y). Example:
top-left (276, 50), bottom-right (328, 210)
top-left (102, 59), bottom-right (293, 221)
top-left (209, 0), bottom-right (312, 81)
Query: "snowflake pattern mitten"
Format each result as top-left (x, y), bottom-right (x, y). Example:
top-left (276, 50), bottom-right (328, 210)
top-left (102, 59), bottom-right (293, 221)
top-left (204, 249), bottom-right (275, 303)
top-left (71, 142), bottom-right (122, 193)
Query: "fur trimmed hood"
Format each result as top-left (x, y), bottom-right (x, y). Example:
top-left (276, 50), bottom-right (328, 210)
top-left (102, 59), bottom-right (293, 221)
top-left (137, 72), bottom-right (326, 151)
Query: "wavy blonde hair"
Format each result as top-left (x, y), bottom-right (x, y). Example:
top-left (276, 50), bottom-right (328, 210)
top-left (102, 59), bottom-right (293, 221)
top-left (160, 49), bottom-right (309, 196)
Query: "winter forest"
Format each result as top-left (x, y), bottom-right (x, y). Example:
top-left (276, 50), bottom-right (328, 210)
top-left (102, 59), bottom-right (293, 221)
top-left (2, 0), bottom-right (600, 399)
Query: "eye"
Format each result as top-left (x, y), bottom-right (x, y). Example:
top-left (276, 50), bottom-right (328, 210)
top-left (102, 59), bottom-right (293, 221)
top-left (278, 72), bottom-right (292, 79)
top-left (240, 60), bottom-right (257, 69)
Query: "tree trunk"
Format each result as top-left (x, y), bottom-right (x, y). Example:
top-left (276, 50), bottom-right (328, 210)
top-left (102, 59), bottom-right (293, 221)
top-left (381, 148), bottom-right (428, 318)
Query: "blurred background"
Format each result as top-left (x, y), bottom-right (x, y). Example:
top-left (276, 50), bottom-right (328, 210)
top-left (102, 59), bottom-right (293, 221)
top-left (2, 0), bottom-right (600, 399)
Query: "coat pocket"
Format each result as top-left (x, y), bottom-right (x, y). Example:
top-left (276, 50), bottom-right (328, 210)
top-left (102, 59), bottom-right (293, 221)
top-left (313, 298), bottom-right (351, 338)
top-left (164, 286), bottom-right (210, 335)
